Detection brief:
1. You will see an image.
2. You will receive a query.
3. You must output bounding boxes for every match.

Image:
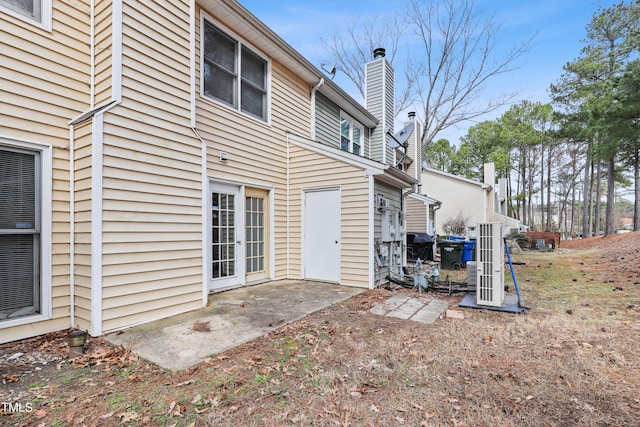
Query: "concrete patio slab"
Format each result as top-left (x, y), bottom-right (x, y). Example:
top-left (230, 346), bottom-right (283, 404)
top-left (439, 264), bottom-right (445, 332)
top-left (105, 280), bottom-right (363, 371)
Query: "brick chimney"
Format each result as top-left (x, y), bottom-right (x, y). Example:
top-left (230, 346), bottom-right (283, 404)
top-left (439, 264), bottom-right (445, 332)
top-left (365, 48), bottom-right (395, 165)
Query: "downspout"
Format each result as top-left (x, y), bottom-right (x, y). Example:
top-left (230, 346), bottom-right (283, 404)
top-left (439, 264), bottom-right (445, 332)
top-left (366, 171), bottom-right (375, 289)
top-left (69, 125), bottom-right (75, 328)
top-left (192, 128), bottom-right (208, 304)
top-left (189, 0), bottom-right (208, 305)
top-left (310, 78), bottom-right (324, 140)
top-left (432, 201), bottom-right (441, 236)
top-left (286, 134), bottom-right (291, 278)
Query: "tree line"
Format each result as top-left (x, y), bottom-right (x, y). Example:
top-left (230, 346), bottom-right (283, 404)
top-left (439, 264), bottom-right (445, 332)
top-left (323, 0), bottom-right (639, 235)
top-left (426, 1), bottom-right (640, 235)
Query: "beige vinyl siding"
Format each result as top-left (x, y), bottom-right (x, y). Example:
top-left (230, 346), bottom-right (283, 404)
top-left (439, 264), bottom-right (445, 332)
top-left (98, 0), bottom-right (202, 333)
top-left (289, 144), bottom-right (370, 288)
top-left (405, 196), bottom-right (428, 233)
top-left (0, 2), bottom-right (90, 342)
top-left (72, 120), bottom-right (94, 331)
top-left (93, 0), bottom-right (113, 106)
top-left (0, 1), bottom-right (90, 143)
top-left (195, 6), bottom-right (312, 279)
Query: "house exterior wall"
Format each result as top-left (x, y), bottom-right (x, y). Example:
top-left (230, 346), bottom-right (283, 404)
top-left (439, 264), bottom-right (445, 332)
top-left (423, 169), bottom-right (488, 236)
top-left (288, 138), bottom-right (371, 288)
top-left (2, 0), bottom-right (412, 343)
top-left (405, 196), bottom-right (428, 233)
top-left (315, 92), bottom-right (370, 158)
top-left (373, 182), bottom-right (402, 240)
top-left (373, 181), bottom-right (403, 285)
top-left (0, 1), bottom-right (90, 343)
top-left (97, 0), bottom-right (203, 333)
top-left (195, 5), bottom-right (311, 282)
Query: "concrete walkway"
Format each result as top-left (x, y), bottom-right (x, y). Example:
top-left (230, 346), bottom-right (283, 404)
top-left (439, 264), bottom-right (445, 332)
top-left (105, 280), bottom-right (363, 371)
top-left (369, 294), bottom-right (449, 323)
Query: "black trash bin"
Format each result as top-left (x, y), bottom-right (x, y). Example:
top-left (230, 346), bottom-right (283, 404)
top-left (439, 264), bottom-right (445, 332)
top-left (437, 239), bottom-right (464, 270)
top-left (407, 232), bottom-right (434, 262)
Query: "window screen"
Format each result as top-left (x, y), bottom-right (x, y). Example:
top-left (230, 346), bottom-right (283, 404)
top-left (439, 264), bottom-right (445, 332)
top-left (203, 20), bottom-right (268, 120)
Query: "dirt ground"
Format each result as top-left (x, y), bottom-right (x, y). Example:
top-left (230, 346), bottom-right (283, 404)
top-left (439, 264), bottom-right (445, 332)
top-left (1, 232), bottom-right (639, 426)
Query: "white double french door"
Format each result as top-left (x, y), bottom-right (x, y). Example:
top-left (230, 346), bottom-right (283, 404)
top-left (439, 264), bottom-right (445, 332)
top-left (208, 182), bottom-right (270, 292)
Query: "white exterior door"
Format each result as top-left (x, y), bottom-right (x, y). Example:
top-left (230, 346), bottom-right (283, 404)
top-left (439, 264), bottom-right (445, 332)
top-left (303, 188), bottom-right (340, 282)
top-left (209, 182), bottom-right (242, 292)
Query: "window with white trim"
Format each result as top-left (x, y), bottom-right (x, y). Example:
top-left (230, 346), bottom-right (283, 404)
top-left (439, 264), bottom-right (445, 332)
top-left (0, 0), bottom-right (51, 29)
top-left (202, 19), bottom-right (269, 121)
top-left (340, 115), bottom-right (363, 155)
top-left (0, 145), bottom-right (41, 321)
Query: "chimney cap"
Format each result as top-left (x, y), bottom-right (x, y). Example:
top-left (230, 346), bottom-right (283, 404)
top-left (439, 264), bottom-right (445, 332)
top-left (373, 48), bottom-right (386, 59)
top-left (408, 111), bottom-right (416, 119)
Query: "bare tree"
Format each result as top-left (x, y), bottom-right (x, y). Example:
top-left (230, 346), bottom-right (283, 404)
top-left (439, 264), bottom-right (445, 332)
top-left (408, 0), bottom-right (532, 151)
top-left (322, 0), bottom-right (532, 151)
top-left (320, 15), bottom-right (416, 115)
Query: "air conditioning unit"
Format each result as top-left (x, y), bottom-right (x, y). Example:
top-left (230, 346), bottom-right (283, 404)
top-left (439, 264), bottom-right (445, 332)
top-left (466, 261), bottom-right (477, 289)
top-left (375, 194), bottom-right (388, 209)
top-left (476, 223), bottom-right (504, 307)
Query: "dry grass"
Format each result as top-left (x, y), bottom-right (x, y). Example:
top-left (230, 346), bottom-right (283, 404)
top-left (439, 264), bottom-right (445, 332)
top-left (3, 233), bottom-right (640, 426)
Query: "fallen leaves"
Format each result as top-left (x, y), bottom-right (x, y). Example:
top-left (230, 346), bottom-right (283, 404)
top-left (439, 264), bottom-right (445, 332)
top-left (2, 373), bottom-right (20, 383)
top-left (119, 410), bottom-right (139, 422)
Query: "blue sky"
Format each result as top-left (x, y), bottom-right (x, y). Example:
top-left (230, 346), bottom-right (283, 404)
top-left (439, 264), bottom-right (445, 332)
top-left (239, 0), bottom-right (619, 143)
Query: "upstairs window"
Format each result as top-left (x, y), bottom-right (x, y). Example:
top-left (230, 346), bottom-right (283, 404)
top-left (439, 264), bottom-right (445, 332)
top-left (340, 115), bottom-right (363, 155)
top-left (1, 0), bottom-right (51, 30)
top-left (202, 20), bottom-right (269, 121)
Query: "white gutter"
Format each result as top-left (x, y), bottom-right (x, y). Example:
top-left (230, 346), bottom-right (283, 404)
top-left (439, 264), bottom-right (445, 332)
top-left (310, 78), bottom-right (324, 140)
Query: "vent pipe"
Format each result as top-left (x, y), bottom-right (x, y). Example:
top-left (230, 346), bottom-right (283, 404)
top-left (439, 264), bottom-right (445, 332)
top-left (373, 48), bottom-right (386, 59)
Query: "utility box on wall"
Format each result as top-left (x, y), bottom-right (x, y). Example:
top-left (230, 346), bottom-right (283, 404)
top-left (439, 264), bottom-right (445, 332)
top-left (381, 209), bottom-right (401, 242)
